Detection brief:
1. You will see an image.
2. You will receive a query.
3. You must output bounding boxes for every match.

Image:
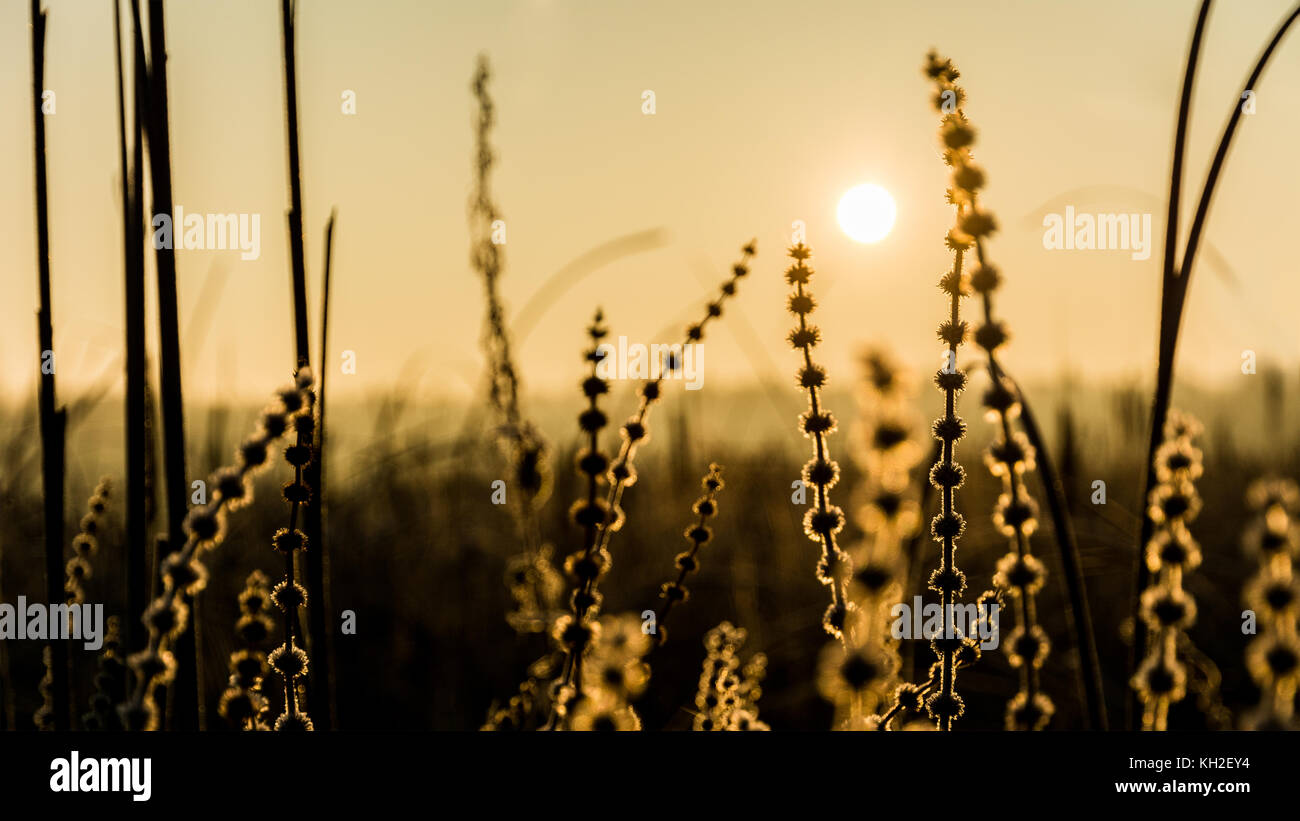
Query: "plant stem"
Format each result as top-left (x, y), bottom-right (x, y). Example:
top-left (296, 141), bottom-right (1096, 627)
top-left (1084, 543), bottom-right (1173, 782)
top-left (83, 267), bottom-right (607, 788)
top-left (307, 210), bottom-right (337, 728)
top-left (1000, 368), bottom-right (1108, 730)
top-left (31, 0), bottom-right (70, 732)
top-left (1132, 0), bottom-right (1300, 728)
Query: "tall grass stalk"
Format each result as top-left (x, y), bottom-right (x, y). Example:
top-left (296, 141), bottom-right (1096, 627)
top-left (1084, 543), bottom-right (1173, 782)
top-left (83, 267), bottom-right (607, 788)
top-left (822, 350), bottom-right (922, 725)
top-left (591, 243), bottom-right (754, 564)
top-left (926, 49), bottom-right (1105, 730)
top-left (652, 463), bottom-right (726, 647)
top-left (547, 311), bottom-right (612, 727)
top-left (118, 0), bottom-right (149, 658)
top-left (140, 0), bottom-right (198, 730)
top-left (691, 622), bottom-right (767, 731)
top-left (82, 618), bottom-right (126, 730)
top-left (1239, 479), bottom-right (1300, 729)
top-left (782, 243), bottom-right (853, 645)
top-left (1132, 0), bottom-right (1300, 726)
top-left (543, 243), bottom-right (753, 727)
top-left (268, 371), bottom-right (317, 731)
top-left (916, 53), bottom-right (978, 729)
top-left (308, 209), bottom-right (337, 727)
top-left (1132, 411), bottom-right (1204, 730)
top-left (119, 376), bottom-right (308, 729)
top-left (279, 0), bottom-right (333, 728)
top-left (469, 57), bottom-right (555, 630)
top-left (218, 571), bottom-right (275, 731)
top-left (64, 480), bottom-right (111, 607)
top-left (925, 54), bottom-right (1054, 730)
top-left (30, 0), bottom-right (70, 732)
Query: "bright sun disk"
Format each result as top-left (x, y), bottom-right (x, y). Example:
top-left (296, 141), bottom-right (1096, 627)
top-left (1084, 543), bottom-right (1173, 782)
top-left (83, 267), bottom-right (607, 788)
top-left (837, 183), bottom-right (896, 243)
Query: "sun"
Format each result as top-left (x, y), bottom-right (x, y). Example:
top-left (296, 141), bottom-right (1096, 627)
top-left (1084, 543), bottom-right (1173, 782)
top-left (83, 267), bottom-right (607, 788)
top-left (837, 183), bottom-right (896, 243)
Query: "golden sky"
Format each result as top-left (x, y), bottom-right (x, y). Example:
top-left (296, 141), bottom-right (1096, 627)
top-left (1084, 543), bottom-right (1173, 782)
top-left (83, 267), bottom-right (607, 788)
top-left (1, 0), bottom-right (1297, 406)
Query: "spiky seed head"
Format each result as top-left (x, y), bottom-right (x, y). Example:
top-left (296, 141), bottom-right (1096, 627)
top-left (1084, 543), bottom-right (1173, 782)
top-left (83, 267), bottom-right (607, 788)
top-left (785, 263), bottom-right (813, 286)
top-left (274, 711), bottom-right (314, 732)
top-left (953, 163), bottom-right (985, 192)
top-left (184, 505), bottom-right (224, 545)
top-left (568, 498), bottom-right (609, 530)
top-left (1141, 586), bottom-right (1197, 631)
top-left (994, 552), bottom-right (1046, 596)
top-left (281, 479), bottom-right (312, 506)
top-left (661, 582), bottom-right (688, 602)
top-left (272, 527), bottom-right (308, 555)
top-left (974, 321), bottom-right (1009, 352)
top-left (994, 491), bottom-right (1039, 537)
top-left (1005, 691), bottom-right (1054, 731)
top-left (928, 565), bottom-right (967, 596)
top-left (212, 466), bottom-right (251, 510)
top-left (581, 376), bottom-right (608, 399)
top-left (804, 506), bottom-right (846, 540)
top-left (268, 644), bottom-right (309, 679)
top-left (929, 462), bottom-right (966, 490)
top-left (802, 457), bottom-right (840, 489)
top-left (934, 368), bottom-right (967, 393)
top-left (162, 553), bottom-right (208, 596)
top-left (938, 320), bottom-right (968, 346)
top-left (930, 511), bottom-right (966, 541)
top-left (563, 550), bottom-right (608, 581)
top-left (938, 270), bottom-right (969, 297)
top-left (575, 448), bottom-right (608, 478)
top-left (788, 326), bottom-right (820, 350)
top-left (284, 444), bottom-right (312, 468)
top-left (236, 613), bottom-right (273, 646)
top-left (1007, 624), bottom-right (1051, 669)
top-left (271, 580), bottom-right (308, 612)
top-left (72, 533), bottom-right (97, 557)
top-left (970, 264), bottom-right (1001, 294)
top-left (292, 412), bottom-right (315, 436)
top-left (577, 408), bottom-right (608, 434)
top-left (238, 435), bottom-right (273, 471)
top-left (932, 416), bottom-right (967, 443)
top-left (787, 293), bottom-right (816, 316)
top-left (925, 690), bottom-right (965, 722)
top-left (128, 649), bottom-right (177, 686)
top-left (1132, 654), bottom-right (1187, 700)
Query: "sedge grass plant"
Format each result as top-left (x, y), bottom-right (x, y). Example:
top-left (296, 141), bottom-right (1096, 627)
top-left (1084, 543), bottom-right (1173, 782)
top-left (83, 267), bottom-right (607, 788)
top-left (1238, 478), bottom-right (1300, 729)
top-left (119, 373), bottom-right (311, 730)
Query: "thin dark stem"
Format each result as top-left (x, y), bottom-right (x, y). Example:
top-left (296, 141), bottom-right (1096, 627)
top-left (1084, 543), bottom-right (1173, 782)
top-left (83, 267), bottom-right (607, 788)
top-left (307, 210), bottom-right (337, 728)
top-left (119, 0), bottom-right (148, 657)
top-left (1000, 368), bottom-right (1108, 730)
top-left (31, 0), bottom-right (69, 732)
top-left (900, 438), bottom-right (938, 684)
top-left (281, 0), bottom-right (309, 368)
top-left (1132, 0), bottom-right (1299, 728)
top-left (279, 0), bottom-right (318, 723)
top-left (142, 0), bottom-right (198, 730)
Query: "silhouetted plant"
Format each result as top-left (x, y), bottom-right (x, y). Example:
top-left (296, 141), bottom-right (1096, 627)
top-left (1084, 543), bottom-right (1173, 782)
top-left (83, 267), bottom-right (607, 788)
top-left (653, 463), bottom-right (726, 647)
top-left (218, 571), bottom-right (275, 731)
top-left (119, 374), bottom-right (309, 730)
top-left (1132, 410), bottom-right (1203, 731)
top-left (268, 369), bottom-right (318, 731)
top-left (1239, 477), bottom-right (1300, 730)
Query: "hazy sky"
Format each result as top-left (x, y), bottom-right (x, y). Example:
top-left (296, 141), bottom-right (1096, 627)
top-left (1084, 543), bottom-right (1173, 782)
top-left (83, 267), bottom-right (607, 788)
top-left (1, 0), bottom-right (1298, 408)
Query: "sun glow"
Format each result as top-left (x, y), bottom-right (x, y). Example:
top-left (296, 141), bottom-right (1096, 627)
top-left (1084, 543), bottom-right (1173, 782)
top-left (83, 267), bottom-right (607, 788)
top-left (837, 183), bottom-right (896, 243)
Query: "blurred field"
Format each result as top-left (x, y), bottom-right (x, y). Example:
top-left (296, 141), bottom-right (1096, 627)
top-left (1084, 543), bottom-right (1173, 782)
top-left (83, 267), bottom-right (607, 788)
top-left (1, 370), bottom-right (1293, 730)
